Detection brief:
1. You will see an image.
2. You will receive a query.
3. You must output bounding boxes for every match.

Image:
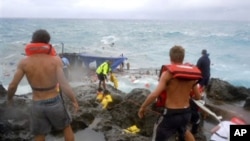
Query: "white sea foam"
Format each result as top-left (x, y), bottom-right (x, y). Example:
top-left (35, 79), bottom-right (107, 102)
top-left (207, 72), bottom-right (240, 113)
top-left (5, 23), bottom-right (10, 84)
top-left (1, 19), bottom-right (250, 88)
top-left (1, 84), bottom-right (32, 95)
top-left (115, 74), bottom-right (158, 93)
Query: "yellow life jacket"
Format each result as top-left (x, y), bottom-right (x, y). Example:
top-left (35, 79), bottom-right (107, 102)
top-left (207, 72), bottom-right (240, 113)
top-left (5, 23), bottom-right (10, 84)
top-left (96, 62), bottom-right (111, 75)
top-left (96, 93), bottom-right (104, 101)
top-left (101, 94), bottom-right (113, 109)
top-left (123, 125), bottom-right (140, 134)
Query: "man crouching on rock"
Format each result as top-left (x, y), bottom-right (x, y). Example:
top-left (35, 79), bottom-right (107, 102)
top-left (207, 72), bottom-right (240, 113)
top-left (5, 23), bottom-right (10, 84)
top-left (138, 45), bottom-right (201, 141)
top-left (7, 29), bottom-right (79, 141)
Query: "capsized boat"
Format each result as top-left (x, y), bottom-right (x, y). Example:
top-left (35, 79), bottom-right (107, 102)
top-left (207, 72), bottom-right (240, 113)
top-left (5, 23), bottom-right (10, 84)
top-left (61, 52), bottom-right (128, 70)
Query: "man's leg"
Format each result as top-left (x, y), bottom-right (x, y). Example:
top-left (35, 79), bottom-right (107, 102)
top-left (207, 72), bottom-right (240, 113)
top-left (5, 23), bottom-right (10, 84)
top-left (99, 80), bottom-right (101, 88)
top-left (103, 80), bottom-right (106, 90)
top-left (34, 135), bottom-right (45, 141)
top-left (190, 100), bottom-right (201, 134)
top-left (63, 125), bottom-right (75, 141)
top-left (185, 130), bottom-right (195, 141)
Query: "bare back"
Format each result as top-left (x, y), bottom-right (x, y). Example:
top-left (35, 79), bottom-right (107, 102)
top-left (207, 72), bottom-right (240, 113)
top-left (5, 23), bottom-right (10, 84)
top-left (165, 78), bottom-right (196, 109)
top-left (20, 54), bottom-right (64, 100)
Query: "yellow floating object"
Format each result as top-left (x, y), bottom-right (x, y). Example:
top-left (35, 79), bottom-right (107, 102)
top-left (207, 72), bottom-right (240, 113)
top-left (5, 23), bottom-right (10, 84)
top-left (123, 125), bottom-right (140, 134)
top-left (101, 94), bottom-right (113, 109)
top-left (110, 73), bottom-right (114, 82)
top-left (110, 73), bottom-right (118, 89)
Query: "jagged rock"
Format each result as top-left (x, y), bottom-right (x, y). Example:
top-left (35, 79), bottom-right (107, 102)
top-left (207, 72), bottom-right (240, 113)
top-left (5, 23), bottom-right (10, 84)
top-left (0, 79), bottom-right (249, 141)
top-left (243, 96), bottom-right (250, 110)
top-left (206, 78), bottom-right (250, 101)
top-left (0, 84), bottom-right (7, 97)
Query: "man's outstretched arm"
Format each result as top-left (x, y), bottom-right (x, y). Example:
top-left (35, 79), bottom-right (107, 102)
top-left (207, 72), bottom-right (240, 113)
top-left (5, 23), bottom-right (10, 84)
top-left (7, 60), bottom-right (25, 105)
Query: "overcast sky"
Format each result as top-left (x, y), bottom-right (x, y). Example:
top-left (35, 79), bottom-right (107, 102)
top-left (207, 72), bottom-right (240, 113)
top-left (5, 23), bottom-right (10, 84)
top-left (0, 0), bottom-right (249, 20)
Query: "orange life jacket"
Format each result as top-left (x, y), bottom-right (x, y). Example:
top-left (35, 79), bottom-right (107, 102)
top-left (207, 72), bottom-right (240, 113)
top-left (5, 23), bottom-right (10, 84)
top-left (155, 63), bottom-right (202, 108)
top-left (25, 43), bottom-right (57, 56)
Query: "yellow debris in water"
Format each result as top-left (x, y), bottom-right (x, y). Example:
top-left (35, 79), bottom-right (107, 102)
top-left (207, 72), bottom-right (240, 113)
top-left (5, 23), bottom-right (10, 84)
top-left (110, 73), bottom-right (118, 89)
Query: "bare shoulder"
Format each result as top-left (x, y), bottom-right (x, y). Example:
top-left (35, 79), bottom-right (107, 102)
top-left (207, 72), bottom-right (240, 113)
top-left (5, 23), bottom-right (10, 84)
top-left (17, 57), bottom-right (29, 67)
top-left (53, 56), bottom-right (63, 65)
top-left (160, 70), bottom-right (172, 82)
top-left (53, 55), bottom-right (61, 61)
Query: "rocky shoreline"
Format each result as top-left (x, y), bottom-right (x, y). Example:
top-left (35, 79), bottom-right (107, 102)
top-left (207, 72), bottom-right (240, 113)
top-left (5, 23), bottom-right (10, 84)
top-left (1, 76), bottom-right (250, 141)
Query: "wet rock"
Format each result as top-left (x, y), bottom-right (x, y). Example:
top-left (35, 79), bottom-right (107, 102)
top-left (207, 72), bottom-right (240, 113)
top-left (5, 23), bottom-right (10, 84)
top-left (0, 84), bottom-right (7, 97)
top-left (207, 78), bottom-right (250, 101)
top-left (0, 78), bottom-right (249, 141)
top-left (243, 96), bottom-right (250, 110)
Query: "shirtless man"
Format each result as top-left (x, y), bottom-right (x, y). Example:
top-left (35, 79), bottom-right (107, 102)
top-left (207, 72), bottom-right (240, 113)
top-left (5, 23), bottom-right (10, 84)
top-left (138, 45), bottom-right (201, 141)
top-left (7, 29), bottom-right (79, 141)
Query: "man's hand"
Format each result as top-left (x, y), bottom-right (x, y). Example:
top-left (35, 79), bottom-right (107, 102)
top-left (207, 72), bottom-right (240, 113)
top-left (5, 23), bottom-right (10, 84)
top-left (138, 107), bottom-right (146, 119)
top-left (72, 101), bottom-right (79, 114)
top-left (7, 99), bottom-right (13, 107)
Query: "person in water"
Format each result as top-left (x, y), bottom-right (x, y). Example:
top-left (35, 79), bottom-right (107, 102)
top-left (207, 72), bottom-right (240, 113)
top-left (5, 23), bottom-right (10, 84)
top-left (138, 45), bottom-right (201, 141)
top-left (96, 60), bottom-right (112, 90)
top-left (7, 29), bottom-right (79, 141)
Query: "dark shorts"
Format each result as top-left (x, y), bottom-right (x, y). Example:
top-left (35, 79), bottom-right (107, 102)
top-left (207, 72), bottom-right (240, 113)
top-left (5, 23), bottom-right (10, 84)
top-left (30, 95), bottom-right (71, 135)
top-left (190, 99), bottom-right (200, 124)
top-left (97, 73), bottom-right (105, 81)
top-left (152, 107), bottom-right (191, 141)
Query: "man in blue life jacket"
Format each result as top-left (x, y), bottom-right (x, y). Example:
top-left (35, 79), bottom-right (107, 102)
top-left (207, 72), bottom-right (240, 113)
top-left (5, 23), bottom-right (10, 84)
top-left (196, 49), bottom-right (211, 89)
top-left (96, 60), bottom-right (112, 90)
top-left (192, 49), bottom-right (210, 136)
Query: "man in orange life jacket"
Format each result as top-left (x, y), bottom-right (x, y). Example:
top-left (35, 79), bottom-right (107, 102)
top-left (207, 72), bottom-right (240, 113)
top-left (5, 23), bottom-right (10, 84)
top-left (138, 45), bottom-right (201, 141)
top-left (7, 29), bottom-right (79, 141)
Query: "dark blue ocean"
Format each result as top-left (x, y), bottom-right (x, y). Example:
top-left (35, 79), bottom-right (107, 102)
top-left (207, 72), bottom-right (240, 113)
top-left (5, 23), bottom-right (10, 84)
top-left (1, 18), bottom-right (250, 94)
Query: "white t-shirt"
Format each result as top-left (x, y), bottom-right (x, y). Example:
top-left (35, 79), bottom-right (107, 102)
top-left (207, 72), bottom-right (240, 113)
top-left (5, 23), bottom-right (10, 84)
top-left (210, 121), bottom-right (235, 141)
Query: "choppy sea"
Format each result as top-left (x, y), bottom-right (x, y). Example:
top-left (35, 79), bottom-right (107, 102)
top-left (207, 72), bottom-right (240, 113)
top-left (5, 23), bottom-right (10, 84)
top-left (1, 18), bottom-right (250, 95)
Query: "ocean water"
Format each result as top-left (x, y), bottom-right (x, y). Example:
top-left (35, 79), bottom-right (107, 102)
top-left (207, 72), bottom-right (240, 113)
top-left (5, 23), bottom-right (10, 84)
top-left (1, 18), bottom-right (250, 94)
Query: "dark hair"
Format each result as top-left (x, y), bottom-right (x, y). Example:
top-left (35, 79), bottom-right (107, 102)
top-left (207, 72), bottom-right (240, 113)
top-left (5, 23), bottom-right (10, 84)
top-left (169, 45), bottom-right (185, 63)
top-left (31, 29), bottom-right (50, 43)
top-left (103, 89), bottom-right (110, 94)
top-left (97, 87), bottom-right (103, 92)
top-left (202, 49), bottom-right (207, 55)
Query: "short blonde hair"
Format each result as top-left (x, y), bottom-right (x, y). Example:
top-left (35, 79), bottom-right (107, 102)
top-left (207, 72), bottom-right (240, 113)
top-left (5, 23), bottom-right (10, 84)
top-left (169, 45), bottom-right (185, 63)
